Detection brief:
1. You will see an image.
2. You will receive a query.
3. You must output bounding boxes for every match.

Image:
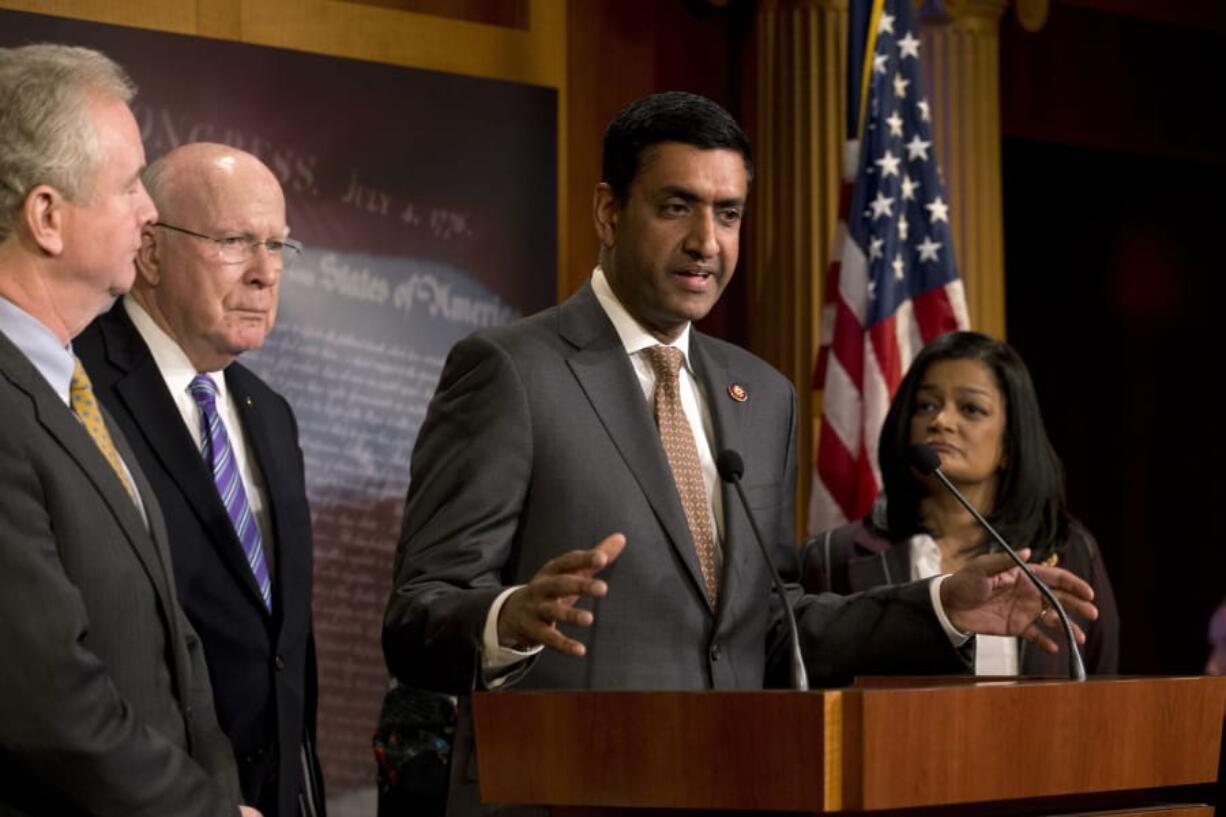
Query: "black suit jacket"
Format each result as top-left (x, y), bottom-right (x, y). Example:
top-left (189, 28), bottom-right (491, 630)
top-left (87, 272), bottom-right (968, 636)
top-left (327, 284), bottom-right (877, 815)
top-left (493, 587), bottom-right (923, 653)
top-left (801, 518), bottom-right (1121, 675)
top-left (76, 302), bottom-right (323, 817)
top-left (0, 329), bottom-right (240, 816)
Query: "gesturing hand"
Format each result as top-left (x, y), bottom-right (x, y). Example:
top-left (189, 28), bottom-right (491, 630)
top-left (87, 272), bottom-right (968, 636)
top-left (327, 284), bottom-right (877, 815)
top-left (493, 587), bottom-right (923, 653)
top-left (497, 533), bottom-right (626, 657)
top-left (941, 549), bottom-right (1099, 654)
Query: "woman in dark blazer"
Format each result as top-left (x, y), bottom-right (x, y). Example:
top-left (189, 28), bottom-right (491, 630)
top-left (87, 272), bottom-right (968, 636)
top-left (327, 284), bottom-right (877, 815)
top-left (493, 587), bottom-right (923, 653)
top-left (804, 331), bottom-right (1119, 675)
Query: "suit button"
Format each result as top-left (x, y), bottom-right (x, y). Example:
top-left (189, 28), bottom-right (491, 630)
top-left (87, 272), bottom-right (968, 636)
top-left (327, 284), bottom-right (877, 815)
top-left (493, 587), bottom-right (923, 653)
top-left (709, 643), bottom-right (721, 662)
top-left (275, 655), bottom-right (285, 671)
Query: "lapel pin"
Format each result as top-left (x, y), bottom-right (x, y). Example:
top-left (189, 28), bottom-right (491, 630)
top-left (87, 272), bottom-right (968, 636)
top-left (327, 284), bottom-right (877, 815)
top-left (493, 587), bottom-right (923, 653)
top-left (727, 383), bottom-right (748, 402)
top-left (244, 396), bottom-right (253, 408)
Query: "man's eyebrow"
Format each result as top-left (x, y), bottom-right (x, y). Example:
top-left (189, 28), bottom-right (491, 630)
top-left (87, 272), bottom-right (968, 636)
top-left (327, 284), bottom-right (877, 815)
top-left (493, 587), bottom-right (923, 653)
top-left (658, 185), bottom-right (746, 208)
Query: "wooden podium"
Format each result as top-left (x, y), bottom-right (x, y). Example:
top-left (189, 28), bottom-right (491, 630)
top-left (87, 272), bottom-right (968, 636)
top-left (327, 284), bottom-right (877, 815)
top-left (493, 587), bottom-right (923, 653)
top-left (472, 677), bottom-right (1226, 816)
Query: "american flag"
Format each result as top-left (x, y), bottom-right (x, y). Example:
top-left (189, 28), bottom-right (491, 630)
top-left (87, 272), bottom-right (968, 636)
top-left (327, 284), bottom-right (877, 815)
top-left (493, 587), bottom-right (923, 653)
top-left (808, 0), bottom-right (969, 533)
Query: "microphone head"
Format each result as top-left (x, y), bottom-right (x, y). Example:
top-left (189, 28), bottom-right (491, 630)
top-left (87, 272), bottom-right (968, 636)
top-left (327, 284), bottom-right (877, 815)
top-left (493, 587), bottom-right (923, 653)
top-left (908, 443), bottom-right (942, 475)
top-left (716, 449), bottom-right (744, 482)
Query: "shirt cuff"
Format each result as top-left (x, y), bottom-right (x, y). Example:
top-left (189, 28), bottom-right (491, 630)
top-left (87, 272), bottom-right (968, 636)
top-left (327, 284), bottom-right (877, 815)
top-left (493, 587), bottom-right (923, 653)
top-left (482, 585), bottom-right (544, 683)
top-left (930, 574), bottom-right (973, 647)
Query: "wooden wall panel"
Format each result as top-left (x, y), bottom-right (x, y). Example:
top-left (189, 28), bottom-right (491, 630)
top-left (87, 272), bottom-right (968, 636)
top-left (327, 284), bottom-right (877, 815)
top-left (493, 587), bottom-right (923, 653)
top-left (563, 0), bottom-right (741, 301)
top-left (0, 0), bottom-right (564, 81)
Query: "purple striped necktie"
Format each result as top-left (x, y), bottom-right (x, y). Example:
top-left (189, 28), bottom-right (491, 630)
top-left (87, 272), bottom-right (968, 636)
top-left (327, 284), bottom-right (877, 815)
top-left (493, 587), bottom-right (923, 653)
top-left (189, 374), bottom-right (272, 610)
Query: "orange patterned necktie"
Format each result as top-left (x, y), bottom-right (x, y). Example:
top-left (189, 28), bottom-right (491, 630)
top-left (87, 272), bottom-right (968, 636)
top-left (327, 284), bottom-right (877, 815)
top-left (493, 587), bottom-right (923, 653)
top-left (644, 345), bottom-right (719, 607)
top-left (70, 358), bottom-right (138, 504)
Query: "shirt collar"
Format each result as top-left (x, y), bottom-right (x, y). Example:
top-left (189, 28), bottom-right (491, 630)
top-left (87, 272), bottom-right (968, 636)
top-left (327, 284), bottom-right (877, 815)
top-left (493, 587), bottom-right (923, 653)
top-left (123, 295), bottom-right (228, 402)
top-left (909, 532), bottom-right (943, 580)
top-left (590, 266), bottom-right (693, 370)
top-left (0, 294), bottom-right (76, 404)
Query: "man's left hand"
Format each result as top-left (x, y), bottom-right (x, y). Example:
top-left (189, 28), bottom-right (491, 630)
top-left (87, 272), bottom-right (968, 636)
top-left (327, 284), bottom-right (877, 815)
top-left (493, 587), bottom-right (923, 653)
top-left (941, 549), bottom-right (1098, 653)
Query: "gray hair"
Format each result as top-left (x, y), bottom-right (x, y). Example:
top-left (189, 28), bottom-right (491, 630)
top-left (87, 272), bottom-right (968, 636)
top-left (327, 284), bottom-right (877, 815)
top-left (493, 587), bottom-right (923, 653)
top-left (0, 44), bottom-right (136, 242)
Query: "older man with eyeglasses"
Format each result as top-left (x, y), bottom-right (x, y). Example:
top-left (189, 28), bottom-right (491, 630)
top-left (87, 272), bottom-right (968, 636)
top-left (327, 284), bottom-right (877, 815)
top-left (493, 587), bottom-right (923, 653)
top-left (76, 142), bottom-right (325, 817)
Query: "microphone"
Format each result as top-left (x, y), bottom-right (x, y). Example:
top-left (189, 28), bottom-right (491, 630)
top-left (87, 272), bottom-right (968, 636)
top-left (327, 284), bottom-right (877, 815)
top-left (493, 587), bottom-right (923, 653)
top-left (908, 443), bottom-right (1086, 682)
top-left (716, 450), bottom-right (809, 691)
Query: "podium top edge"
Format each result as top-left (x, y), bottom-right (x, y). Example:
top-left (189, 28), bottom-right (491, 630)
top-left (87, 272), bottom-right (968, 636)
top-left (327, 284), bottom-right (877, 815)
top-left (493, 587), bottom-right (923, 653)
top-left (471, 675), bottom-right (1222, 698)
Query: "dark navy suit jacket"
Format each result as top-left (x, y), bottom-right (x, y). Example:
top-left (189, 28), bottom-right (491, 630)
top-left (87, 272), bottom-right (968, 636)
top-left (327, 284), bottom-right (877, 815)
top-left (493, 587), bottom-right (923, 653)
top-left (77, 302), bottom-right (323, 817)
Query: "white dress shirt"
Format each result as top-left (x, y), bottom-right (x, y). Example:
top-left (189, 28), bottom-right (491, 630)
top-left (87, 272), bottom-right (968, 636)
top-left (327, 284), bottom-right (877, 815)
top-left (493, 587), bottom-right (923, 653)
top-left (123, 296), bottom-right (273, 563)
top-left (911, 533), bottom-right (1015, 674)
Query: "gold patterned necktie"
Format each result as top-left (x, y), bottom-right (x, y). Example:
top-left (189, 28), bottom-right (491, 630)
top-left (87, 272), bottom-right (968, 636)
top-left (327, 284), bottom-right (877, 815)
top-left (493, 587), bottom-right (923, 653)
top-left (644, 345), bottom-right (719, 607)
top-left (70, 358), bottom-right (138, 504)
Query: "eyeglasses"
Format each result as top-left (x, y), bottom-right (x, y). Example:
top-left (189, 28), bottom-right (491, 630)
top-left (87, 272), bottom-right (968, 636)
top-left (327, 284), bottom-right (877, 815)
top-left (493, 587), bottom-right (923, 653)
top-left (153, 222), bottom-right (304, 268)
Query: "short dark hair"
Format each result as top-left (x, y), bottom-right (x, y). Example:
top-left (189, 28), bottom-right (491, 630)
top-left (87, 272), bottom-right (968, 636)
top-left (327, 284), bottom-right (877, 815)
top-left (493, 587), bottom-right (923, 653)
top-left (876, 331), bottom-right (1070, 559)
top-left (601, 91), bottom-right (753, 202)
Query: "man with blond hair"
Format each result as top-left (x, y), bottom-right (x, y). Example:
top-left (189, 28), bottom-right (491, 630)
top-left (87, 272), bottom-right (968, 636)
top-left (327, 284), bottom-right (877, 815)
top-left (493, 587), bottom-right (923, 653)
top-left (78, 142), bottom-right (323, 817)
top-left (0, 44), bottom-right (253, 816)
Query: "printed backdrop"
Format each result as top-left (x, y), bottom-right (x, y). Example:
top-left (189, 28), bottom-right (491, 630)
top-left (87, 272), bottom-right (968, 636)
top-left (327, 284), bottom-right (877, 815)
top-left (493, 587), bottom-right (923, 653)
top-left (0, 9), bottom-right (557, 809)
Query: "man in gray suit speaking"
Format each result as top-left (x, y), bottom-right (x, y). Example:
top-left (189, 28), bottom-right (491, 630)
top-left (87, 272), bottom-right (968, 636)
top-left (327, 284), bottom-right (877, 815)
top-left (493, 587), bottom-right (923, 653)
top-left (383, 92), bottom-right (1095, 815)
top-left (0, 44), bottom-right (253, 817)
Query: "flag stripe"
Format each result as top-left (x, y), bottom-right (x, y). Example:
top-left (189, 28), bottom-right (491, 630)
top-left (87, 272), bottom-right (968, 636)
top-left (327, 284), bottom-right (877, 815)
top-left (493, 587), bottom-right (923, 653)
top-left (809, 0), bottom-right (970, 535)
top-left (816, 419), bottom-right (857, 519)
top-left (818, 354), bottom-right (862, 458)
top-left (912, 281), bottom-right (958, 339)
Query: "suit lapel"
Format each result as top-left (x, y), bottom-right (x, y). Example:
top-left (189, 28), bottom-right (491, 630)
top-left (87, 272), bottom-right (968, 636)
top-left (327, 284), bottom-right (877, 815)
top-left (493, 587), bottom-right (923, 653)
top-left (100, 309), bottom-right (271, 615)
top-left (37, 385), bottom-right (164, 576)
top-left (0, 333), bottom-right (176, 628)
top-left (108, 407), bottom-right (196, 721)
top-left (559, 286), bottom-right (711, 605)
top-left (690, 336), bottom-right (745, 469)
top-left (689, 335), bottom-right (754, 626)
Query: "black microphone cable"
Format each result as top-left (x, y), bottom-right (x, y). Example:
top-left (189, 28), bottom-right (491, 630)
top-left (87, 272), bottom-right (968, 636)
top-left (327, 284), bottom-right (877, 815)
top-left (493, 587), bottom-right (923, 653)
top-left (716, 449), bottom-right (809, 691)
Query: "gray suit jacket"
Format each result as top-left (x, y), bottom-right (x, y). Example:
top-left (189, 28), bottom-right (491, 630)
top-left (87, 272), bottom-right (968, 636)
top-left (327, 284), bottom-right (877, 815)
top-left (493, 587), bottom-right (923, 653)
top-left (0, 331), bottom-right (240, 817)
top-left (383, 283), bottom-right (964, 814)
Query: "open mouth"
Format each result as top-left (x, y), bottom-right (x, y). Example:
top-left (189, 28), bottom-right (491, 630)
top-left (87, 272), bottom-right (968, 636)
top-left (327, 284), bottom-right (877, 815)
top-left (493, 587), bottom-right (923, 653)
top-left (672, 269), bottom-right (717, 290)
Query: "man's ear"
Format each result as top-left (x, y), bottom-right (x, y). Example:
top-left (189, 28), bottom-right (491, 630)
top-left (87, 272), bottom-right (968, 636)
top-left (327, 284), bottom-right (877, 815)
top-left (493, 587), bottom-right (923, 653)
top-left (592, 182), bottom-right (620, 249)
top-left (134, 226), bottom-right (161, 286)
top-left (23, 185), bottom-right (66, 257)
